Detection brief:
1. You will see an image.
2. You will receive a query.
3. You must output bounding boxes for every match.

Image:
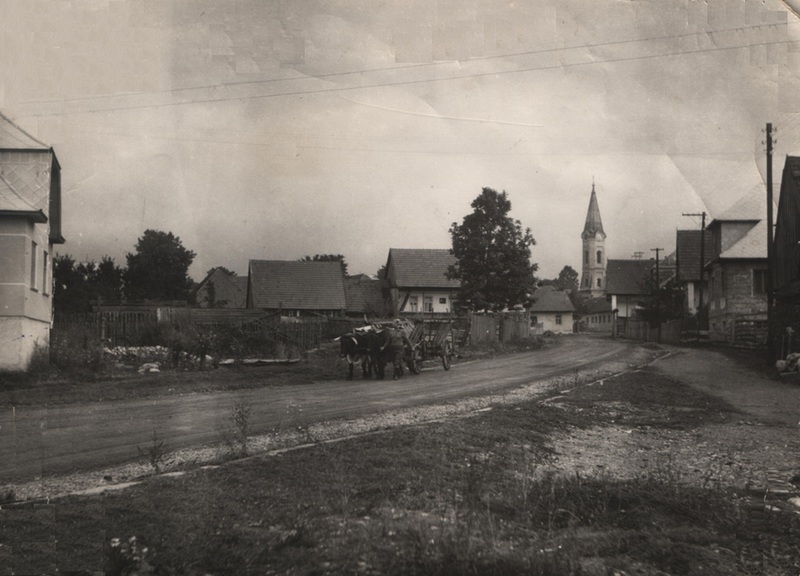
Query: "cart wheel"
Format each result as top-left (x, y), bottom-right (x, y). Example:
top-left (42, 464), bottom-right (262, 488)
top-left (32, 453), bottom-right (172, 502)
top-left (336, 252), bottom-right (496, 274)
top-left (441, 342), bottom-right (452, 371)
top-left (408, 348), bottom-right (422, 375)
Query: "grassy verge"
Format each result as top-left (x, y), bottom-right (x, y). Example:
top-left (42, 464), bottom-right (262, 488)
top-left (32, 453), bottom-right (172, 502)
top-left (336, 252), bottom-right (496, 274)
top-left (2, 370), bottom-right (797, 575)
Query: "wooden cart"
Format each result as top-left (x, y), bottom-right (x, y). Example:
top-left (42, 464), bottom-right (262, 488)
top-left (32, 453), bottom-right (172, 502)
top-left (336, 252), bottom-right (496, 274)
top-left (404, 319), bottom-right (454, 374)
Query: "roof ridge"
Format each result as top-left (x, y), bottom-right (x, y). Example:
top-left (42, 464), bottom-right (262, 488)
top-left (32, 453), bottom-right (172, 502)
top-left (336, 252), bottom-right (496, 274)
top-left (0, 110), bottom-right (50, 149)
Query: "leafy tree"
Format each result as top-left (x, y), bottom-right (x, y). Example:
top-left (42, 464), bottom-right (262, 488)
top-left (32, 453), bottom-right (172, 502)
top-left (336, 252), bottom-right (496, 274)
top-left (123, 230), bottom-right (196, 302)
top-left (53, 254), bottom-right (124, 313)
top-left (206, 266), bottom-right (236, 277)
top-left (555, 265), bottom-right (579, 292)
top-left (448, 188), bottom-right (538, 312)
top-left (636, 276), bottom-right (686, 326)
top-left (301, 254), bottom-right (348, 276)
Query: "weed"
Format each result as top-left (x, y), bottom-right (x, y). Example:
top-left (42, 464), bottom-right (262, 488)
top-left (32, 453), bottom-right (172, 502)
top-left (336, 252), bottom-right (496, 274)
top-left (218, 399), bottom-right (253, 457)
top-left (106, 536), bottom-right (151, 576)
top-left (137, 429), bottom-right (167, 474)
top-left (0, 487), bottom-right (16, 503)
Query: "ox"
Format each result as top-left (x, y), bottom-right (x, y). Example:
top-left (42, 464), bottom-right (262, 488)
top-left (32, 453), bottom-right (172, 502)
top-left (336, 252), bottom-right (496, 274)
top-left (339, 331), bottom-right (373, 380)
top-left (370, 321), bottom-right (413, 380)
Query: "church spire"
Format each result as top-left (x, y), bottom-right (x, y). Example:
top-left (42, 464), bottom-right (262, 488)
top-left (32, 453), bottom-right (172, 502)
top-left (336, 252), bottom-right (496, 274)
top-left (579, 182), bottom-right (607, 296)
top-left (581, 182), bottom-right (606, 239)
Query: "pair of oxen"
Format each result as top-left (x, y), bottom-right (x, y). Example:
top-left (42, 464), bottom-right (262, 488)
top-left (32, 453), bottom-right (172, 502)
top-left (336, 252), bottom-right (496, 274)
top-left (338, 323), bottom-right (412, 380)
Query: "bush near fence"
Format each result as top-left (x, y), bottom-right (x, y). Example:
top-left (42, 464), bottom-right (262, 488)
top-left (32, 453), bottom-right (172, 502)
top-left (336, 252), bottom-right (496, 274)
top-left (51, 309), bottom-right (383, 363)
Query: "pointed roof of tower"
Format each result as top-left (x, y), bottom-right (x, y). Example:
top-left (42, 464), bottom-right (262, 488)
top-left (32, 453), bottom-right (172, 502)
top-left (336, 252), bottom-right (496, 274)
top-left (581, 183), bottom-right (606, 239)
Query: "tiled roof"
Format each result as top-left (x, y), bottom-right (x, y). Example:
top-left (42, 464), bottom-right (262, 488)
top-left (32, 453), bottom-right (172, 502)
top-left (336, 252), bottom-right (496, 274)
top-left (387, 248), bottom-right (460, 289)
top-left (0, 111), bottom-right (49, 150)
top-left (676, 230), bottom-right (714, 281)
top-left (720, 219), bottom-right (767, 259)
top-left (194, 269), bottom-right (248, 308)
top-left (248, 260), bottom-right (347, 310)
top-left (344, 275), bottom-right (386, 314)
top-left (581, 297), bottom-right (613, 314)
top-left (712, 184), bottom-right (766, 223)
top-left (605, 259), bottom-right (654, 296)
top-left (529, 285), bottom-right (575, 313)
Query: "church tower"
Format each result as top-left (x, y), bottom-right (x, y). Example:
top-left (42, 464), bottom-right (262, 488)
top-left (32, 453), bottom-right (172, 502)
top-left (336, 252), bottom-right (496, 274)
top-left (580, 182), bottom-right (607, 297)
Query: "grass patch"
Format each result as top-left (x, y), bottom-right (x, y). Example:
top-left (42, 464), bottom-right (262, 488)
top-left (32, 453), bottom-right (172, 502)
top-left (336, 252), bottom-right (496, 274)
top-left (2, 384), bottom-right (793, 575)
top-left (553, 368), bottom-right (742, 429)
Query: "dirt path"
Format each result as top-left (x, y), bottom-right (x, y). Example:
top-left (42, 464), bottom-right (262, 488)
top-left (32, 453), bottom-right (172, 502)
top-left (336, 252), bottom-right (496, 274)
top-left (0, 335), bottom-right (638, 485)
top-left (653, 345), bottom-right (800, 426)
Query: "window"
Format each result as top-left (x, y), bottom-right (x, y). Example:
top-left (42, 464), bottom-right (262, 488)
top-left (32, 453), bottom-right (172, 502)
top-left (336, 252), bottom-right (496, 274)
top-left (423, 296), bottom-right (433, 313)
top-left (30, 241), bottom-right (37, 290)
top-left (555, 314), bottom-right (562, 325)
top-left (596, 250), bottom-right (602, 264)
top-left (584, 278), bottom-right (589, 287)
top-left (531, 316), bottom-right (538, 325)
top-left (409, 296), bottom-right (418, 312)
top-left (753, 269), bottom-right (767, 295)
top-left (584, 251), bottom-right (589, 264)
top-left (439, 297), bottom-right (447, 304)
top-left (42, 251), bottom-right (49, 295)
top-left (596, 278), bottom-right (602, 288)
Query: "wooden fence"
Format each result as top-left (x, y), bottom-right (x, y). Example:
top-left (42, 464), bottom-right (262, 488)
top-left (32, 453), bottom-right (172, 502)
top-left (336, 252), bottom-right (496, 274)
top-left (619, 319), bottom-right (682, 344)
top-left (53, 308), bottom-right (376, 353)
top-left (469, 312), bottom-right (530, 344)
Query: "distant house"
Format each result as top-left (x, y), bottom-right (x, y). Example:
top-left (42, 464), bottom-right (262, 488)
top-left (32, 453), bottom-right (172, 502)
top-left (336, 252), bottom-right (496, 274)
top-left (529, 285), bottom-right (575, 334)
top-left (344, 274), bottom-right (389, 318)
top-left (705, 188), bottom-right (769, 343)
top-left (675, 229), bottom-right (713, 315)
top-left (193, 268), bottom-right (247, 308)
top-left (773, 156), bottom-right (800, 353)
top-left (605, 259), bottom-right (655, 320)
top-left (246, 260), bottom-right (347, 317)
top-left (577, 296), bottom-right (614, 333)
top-left (384, 248), bottom-right (460, 315)
top-left (0, 112), bottom-right (65, 371)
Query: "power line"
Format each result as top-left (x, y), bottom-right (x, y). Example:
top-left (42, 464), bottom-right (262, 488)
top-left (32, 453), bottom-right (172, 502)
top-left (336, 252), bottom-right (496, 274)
top-left (20, 22), bottom-right (799, 118)
top-left (19, 19), bottom-right (795, 108)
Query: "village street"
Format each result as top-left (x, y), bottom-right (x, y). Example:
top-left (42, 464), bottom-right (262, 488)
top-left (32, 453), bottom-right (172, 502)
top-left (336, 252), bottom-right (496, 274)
top-left (0, 335), bottom-right (641, 485)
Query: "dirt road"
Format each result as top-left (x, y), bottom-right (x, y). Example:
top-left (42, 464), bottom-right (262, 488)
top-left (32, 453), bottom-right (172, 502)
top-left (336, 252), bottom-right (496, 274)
top-left (1, 335), bottom-right (640, 484)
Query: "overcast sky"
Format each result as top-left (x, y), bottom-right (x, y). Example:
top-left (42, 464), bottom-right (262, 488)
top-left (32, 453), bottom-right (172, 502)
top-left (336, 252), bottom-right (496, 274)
top-left (2, 0), bottom-right (800, 281)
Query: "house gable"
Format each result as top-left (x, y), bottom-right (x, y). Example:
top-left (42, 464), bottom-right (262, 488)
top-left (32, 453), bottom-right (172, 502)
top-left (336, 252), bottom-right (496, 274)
top-left (247, 260), bottom-right (347, 312)
top-left (605, 259), bottom-right (654, 296)
top-left (385, 248), bottom-right (460, 289)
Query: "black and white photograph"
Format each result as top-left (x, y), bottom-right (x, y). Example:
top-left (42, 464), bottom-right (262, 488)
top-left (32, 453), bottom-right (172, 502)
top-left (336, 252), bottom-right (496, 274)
top-left (2, 0), bottom-right (800, 573)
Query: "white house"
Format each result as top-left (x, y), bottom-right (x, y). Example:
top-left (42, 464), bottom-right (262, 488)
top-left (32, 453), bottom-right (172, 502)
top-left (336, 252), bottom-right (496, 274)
top-left (529, 285), bottom-right (575, 334)
top-left (0, 112), bottom-right (64, 371)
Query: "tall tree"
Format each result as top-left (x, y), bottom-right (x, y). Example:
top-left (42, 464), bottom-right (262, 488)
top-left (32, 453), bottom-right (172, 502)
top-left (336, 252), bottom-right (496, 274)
top-left (123, 229), bottom-right (196, 301)
top-left (301, 254), bottom-right (348, 276)
top-left (555, 265), bottom-right (579, 292)
top-left (448, 188), bottom-right (538, 311)
top-left (53, 254), bottom-right (124, 312)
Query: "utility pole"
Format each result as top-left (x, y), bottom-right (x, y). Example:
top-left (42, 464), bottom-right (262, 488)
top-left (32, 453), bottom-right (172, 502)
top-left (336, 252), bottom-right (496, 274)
top-left (651, 247), bottom-right (663, 343)
top-left (766, 123), bottom-right (775, 360)
top-left (682, 211), bottom-right (707, 341)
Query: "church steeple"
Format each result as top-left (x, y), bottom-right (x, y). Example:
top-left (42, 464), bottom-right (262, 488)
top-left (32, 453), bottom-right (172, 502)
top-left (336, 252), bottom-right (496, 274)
top-left (579, 182), bottom-right (607, 296)
top-left (581, 182), bottom-right (606, 240)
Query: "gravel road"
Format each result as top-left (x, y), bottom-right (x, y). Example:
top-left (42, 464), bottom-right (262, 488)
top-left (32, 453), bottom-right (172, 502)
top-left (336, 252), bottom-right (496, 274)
top-left (2, 335), bottom-right (655, 499)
